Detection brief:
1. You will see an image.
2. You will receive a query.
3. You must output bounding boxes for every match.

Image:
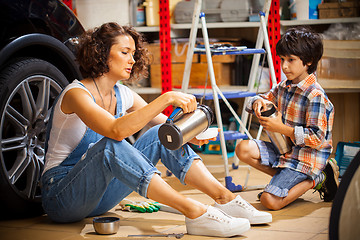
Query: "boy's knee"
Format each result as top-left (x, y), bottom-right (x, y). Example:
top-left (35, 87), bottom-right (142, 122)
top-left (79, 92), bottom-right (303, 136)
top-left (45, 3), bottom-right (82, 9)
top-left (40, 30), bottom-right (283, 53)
top-left (260, 192), bottom-right (283, 211)
top-left (235, 140), bottom-right (252, 162)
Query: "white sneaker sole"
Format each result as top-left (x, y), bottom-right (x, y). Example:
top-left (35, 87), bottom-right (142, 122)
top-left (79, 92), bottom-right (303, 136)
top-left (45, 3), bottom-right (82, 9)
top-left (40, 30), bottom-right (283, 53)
top-left (187, 220), bottom-right (251, 237)
top-left (328, 158), bottom-right (340, 187)
top-left (249, 214), bottom-right (273, 225)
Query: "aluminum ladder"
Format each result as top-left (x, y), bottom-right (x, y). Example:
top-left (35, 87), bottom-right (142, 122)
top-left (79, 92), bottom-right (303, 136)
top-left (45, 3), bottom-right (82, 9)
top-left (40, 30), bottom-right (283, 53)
top-left (181, 0), bottom-right (277, 191)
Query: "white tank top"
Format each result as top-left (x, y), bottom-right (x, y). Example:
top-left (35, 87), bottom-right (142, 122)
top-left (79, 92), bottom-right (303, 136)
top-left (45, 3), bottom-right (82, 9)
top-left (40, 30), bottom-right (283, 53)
top-left (43, 80), bottom-right (134, 174)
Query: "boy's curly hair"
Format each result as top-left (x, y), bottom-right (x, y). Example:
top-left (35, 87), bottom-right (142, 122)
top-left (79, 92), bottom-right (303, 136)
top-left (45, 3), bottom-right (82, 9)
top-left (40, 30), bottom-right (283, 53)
top-left (276, 26), bottom-right (323, 74)
top-left (76, 22), bottom-right (151, 82)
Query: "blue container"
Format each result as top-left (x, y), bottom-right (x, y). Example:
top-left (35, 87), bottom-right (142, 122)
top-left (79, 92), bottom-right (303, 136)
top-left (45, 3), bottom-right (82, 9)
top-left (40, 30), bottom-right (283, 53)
top-left (335, 142), bottom-right (360, 178)
top-left (290, 0), bottom-right (322, 20)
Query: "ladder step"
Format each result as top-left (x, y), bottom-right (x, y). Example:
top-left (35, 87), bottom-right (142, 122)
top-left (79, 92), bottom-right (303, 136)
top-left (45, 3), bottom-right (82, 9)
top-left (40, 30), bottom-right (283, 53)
top-left (194, 47), bottom-right (266, 55)
top-left (217, 131), bottom-right (248, 141)
top-left (194, 91), bottom-right (256, 100)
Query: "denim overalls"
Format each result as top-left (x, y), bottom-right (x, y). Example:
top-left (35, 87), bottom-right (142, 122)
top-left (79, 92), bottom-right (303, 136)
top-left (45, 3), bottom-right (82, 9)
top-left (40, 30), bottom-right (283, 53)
top-left (41, 82), bottom-right (200, 223)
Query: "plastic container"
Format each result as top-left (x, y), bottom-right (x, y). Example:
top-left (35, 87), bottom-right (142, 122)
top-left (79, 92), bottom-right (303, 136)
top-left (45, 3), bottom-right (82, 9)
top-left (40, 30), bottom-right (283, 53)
top-left (136, 5), bottom-right (145, 26)
top-left (173, 0), bottom-right (250, 23)
top-left (143, 0), bottom-right (159, 26)
top-left (335, 142), bottom-right (360, 178)
top-left (220, 0), bottom-right (250, 22)
top-left (289, 0), bottom-right (322, 20)
top-left (130, 0), bottom-right (145, 26)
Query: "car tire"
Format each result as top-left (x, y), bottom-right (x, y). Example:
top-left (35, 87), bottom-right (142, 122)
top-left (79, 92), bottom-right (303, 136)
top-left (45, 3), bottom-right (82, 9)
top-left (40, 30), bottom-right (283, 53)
top-left (0, 58), bottom-right (69, 218)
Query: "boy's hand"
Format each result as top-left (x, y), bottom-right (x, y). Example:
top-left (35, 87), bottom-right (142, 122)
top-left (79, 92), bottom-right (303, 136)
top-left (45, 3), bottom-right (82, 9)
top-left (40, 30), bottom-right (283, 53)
top-left (253, 99), bottom-right (271, 118)
top-left (258, 110), bottom-right (284, 133)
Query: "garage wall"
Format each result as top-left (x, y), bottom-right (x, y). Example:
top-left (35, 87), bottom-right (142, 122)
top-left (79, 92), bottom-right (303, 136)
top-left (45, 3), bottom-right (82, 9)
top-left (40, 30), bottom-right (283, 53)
top-left (76, 0), bottom-right (130, 30)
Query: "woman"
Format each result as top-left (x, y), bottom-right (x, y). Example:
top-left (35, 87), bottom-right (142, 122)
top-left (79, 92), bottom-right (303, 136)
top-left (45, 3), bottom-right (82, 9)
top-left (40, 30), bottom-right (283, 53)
top-left (41, 22), bottom-right (271, 237)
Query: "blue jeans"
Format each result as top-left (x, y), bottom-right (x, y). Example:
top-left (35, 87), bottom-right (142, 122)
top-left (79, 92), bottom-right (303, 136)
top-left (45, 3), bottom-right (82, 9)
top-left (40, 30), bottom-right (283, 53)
top-left (41, 125), bottom-right (199, 222)
top-left (254, 139), bottom-right (309, 197)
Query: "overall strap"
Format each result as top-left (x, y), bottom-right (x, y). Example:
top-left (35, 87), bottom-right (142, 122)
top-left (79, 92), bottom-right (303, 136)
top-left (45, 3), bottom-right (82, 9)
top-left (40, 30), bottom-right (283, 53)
top-left (59, 83), bottom-right (122, 167)
top-left (44, 90), bottom-right (63, 154)
top-left (114, 84), bottom-right (123, 118)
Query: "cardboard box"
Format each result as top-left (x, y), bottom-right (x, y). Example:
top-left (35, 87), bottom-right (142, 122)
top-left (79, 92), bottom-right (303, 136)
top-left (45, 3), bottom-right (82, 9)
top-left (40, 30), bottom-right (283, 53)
top-left (317, 40), bottom-right (360, 80)
top-left (150, 63), bottom-right (232, 88)
top-left (318, 57), bottom-right (360, 80)
top-left (318, 2), bottom-right (359, 19)
top-left (323, 40), bottom-right (360, 59)
top-left (146, 43), bottom-right (198, 64)
top-left (199, 54), bottom-right (236, 63)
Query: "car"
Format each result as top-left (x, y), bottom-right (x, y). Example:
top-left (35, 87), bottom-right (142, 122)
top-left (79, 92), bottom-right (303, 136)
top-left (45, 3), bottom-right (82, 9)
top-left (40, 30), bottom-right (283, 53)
top-left (0, 0), bottom-right (85, 218)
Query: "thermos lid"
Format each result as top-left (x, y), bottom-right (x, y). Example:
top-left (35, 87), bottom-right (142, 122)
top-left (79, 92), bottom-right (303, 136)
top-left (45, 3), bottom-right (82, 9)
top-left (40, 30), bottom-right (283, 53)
top-left (158, 123), bottom-right (183, 150)
top-left (260, 104), bottom-right (276, 117)
top-left (198, 104), bottom-right (214, 127)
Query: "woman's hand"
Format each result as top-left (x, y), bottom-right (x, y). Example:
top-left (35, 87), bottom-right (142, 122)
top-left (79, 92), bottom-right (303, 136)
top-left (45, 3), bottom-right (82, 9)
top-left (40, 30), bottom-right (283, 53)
top-left (188, 128), bottom-right (220, 146)
top-left (188, 136), bottom-right (217, 146)
top-left (164, 91), bottom-right (197, 113)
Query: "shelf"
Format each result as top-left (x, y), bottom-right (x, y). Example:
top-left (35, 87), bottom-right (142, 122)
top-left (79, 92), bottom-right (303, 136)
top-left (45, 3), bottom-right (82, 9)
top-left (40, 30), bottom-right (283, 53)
top-left (171, 21), bottom-right (261, 29)
top-left (135, 17), bottom-right (360, 32)
top-left (128, 87), bottom-right (161, 95)
top-left (130, 85), bottom-right (250, 95)
top-left (281, 17), bottom-right (360, 26)
top-left (192, 91), bottom-right (256, 100)
top-left (194, 47), bottom-right (266, 55)
top-left (134, 26), bottom-right (160, 32)
top-left (318, 79), bottom-right (360, 93)
top-left (133, 17), bottom-right (360, 95)
top-left (130, 80), bottom-right (360, 95)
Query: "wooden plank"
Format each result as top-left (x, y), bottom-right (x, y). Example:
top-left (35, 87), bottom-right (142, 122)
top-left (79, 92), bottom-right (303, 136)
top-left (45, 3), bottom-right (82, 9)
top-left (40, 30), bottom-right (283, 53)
top-left (323, 40), bottom-right (360, 59)
top-left (343, 93), bottom-right (360, 142)
top-left (318, 79), bottom-right (360, 90)
top-left (328, 93), bottom-right (360, 156)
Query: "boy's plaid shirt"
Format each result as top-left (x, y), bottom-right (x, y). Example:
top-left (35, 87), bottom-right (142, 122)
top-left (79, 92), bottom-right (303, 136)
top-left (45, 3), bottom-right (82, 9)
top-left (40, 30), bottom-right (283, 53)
top-left (249, 74), bottom-right (334, 179)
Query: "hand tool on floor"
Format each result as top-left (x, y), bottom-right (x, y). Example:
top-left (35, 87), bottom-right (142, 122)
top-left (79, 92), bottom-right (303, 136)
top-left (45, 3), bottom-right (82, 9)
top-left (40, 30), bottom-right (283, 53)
top-left (127, 233), bottom-right (184, 238)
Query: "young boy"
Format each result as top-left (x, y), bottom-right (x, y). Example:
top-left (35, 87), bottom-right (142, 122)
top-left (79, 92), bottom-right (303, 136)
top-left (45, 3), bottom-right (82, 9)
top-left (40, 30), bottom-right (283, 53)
top-left (236, 26), bottom-right (338, 210)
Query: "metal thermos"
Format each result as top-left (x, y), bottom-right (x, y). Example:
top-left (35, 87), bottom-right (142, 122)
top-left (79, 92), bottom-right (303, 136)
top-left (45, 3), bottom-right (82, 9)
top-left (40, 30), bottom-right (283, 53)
top-left (261, 104), bottom-right (293, 154)
top-left (158, 105), bottom-right (214, 150)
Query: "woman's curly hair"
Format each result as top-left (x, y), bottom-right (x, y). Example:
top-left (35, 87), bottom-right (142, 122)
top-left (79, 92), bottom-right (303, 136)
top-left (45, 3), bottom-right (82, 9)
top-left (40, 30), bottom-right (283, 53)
top-left (76, 22), bottom-right (151, 82)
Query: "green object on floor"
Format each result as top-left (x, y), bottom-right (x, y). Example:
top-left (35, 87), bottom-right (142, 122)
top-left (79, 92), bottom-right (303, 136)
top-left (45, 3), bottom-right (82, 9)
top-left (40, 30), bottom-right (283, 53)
top-left (120, 199), bottom-right (160, 213)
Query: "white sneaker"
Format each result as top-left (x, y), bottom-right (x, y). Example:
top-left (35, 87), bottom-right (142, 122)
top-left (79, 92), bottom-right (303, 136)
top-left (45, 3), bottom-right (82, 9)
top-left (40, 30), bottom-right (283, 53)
top-left (185, 206), bottom-right (250, 237)
top-left (214, 195), bottom-right (272, 225)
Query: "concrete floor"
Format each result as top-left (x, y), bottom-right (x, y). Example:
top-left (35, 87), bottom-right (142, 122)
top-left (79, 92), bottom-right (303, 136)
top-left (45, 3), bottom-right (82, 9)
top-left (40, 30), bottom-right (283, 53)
top-left (0, 153), bottom-right (332, 240)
